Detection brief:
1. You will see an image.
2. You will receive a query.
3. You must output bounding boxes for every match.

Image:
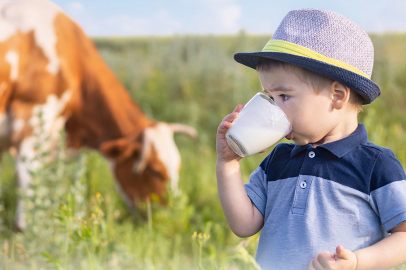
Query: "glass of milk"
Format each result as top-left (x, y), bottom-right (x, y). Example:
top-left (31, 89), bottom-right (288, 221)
top-left (225, 92), bottom-right (292, 157)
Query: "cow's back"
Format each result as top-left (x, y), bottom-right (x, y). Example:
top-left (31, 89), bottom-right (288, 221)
top-left (0, 0), bottom-right (147, 151)
top-left (0, 0), bottom-right (79, 149)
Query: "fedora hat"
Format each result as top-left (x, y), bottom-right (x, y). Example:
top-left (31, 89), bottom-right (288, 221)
top-left (234, 8), bottom-right (380, 104)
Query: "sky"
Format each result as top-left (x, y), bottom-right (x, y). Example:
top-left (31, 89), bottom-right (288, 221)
top-left (47, 0), bottom-right (406, 37)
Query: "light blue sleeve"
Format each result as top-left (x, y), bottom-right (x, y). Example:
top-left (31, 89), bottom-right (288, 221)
top-left (244, 153), bottom-right (273, 217)
top-left (369, 150), bottom-right (406, 232)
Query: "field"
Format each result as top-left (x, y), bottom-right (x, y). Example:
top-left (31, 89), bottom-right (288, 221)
top-left (0, 33), bottom-right (406, 269)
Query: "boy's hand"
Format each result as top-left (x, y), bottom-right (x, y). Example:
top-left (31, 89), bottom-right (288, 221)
top-left (216, 104), bottom-right (244, 162)
top-left (308, 245), bottom-right (358, 270)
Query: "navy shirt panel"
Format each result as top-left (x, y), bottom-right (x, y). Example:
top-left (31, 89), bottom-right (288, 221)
top-left (261, 124), bottom-right (405, 196)
top-left (296, 144), bottom-right (380, 195)
top-left (262, 143), bottom-right (303, 182)
top-left (369, 144), bottom-right (406, 192)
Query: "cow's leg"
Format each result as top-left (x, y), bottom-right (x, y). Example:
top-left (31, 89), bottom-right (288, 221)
top-left (14, 131), bottom-right (65, 231)
top-left (14, 129), bottom-right (68, 231)
top-left (14, 136), bottom-right (41, 232)
top-left (12, 93), bottom-right (72, 232)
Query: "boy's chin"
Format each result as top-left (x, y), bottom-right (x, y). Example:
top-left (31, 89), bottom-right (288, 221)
top-left (291, 137), bottom-right (309, 146)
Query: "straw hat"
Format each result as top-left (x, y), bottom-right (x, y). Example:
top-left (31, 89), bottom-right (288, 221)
top-left (234, 8), bottom-right (380, 104)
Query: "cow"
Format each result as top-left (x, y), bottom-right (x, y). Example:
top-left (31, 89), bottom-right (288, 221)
top-left (0, 0), bottom-right (197, 231)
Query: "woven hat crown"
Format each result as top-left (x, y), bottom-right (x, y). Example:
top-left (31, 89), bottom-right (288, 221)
top-left (234, 8), bottom-right (381, 104)
top-left (272, 9), bottom-right (374, 77)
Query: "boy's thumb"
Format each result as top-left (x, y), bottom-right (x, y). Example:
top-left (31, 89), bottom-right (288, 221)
top-left (335, 245), bottom-right (350, 260)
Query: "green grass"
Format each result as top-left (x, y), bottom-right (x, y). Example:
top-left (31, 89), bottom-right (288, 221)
top-left (1, 33), bottom-right (406, 269)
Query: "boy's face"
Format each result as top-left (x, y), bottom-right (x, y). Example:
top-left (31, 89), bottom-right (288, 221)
top-left (259, 68), bottom-right (336, 146)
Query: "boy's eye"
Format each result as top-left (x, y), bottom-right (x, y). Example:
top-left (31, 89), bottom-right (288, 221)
top-left (280, 94), bottom-right (290, 101)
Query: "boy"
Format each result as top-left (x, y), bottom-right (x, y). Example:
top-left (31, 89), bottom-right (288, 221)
top-left (216, 9), bottom-right (406, 270)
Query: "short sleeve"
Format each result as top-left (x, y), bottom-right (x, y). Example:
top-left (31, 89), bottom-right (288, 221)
top-left (369, 149), bottom-right (406, 232)
top-left (244, 150), bottom-right (274, 217)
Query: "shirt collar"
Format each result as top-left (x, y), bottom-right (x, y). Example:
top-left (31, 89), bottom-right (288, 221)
top-left (290, 123), bottom-right (368, 158)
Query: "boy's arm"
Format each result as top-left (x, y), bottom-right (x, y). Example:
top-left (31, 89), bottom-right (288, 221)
top-left (308, 221), bottom-right (406, 270)
top-left (353, 221), bottom-right (406, 269)
top-left (216, 105), bottom-right (264, 238)
top-left (216, 160), bottom-right (264, 237)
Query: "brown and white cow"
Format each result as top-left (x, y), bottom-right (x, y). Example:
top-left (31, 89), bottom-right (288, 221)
top-left (0, 0), bottom-right (196, 231)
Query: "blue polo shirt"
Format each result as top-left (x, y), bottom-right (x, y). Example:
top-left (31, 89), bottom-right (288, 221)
top-left (245, 124), bottom-right (406, 270)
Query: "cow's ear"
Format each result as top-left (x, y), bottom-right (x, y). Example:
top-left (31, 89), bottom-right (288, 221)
top-left (100, 138), bottom-right (139, 162)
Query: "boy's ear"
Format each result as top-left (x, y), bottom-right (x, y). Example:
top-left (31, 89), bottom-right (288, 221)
top-left (331, 81), bottom-right (350, 110)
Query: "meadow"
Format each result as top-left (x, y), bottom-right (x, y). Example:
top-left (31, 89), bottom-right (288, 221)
top-left (0, 32), bottom-right (406, 269)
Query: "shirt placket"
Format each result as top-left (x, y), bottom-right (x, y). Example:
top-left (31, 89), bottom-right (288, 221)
top-left (291, 149), bottom-right (315, 215)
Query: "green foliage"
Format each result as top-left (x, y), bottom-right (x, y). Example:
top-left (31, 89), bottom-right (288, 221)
top-left (0, 33), bottom-right (406, 269)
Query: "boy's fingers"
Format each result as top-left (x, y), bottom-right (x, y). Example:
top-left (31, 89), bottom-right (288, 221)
top-left (307, 263), bottom-right (316, 270)
top-left (222, 111), bottom-right (239, 123)
top-left (307, 255), bottom-right (327, 270)
top-left (316, 251), bottom-right (334, 268)
top-left (335, 245), bottom-right (350, 260)
top-left (218, 120), bottom-right (231, 131)
top-left (334, 245), bottom-right (357, 269)
top-left (335, 245), bottom-right (345, 259)
top-left (221, 104), bottom-right (244, 124)
top-left (217, 104), bottom-right (244, 136)
top-left (233, 104), bottom-right (244, 113)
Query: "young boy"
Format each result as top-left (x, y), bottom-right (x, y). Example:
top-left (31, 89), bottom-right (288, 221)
top-left (216, 9), bottom-right (406, 270)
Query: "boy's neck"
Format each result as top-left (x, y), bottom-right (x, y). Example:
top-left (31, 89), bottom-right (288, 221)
top-left (312, 114), bottom-right (359, 148)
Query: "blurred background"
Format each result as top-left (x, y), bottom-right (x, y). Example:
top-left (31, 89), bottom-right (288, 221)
top-left (1, 0), bottom-right (405, 269)
top-left (53, 0), bottom-right (406, 36)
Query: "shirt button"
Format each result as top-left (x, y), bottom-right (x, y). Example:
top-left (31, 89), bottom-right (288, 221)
top-left (308, 151), bottom-right (315, 158)
top-left (300, 181), bottom-right (307, 189)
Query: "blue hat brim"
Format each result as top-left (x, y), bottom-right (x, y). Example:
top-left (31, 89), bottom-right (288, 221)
top-left (234, 51), bottom-right (381, 104)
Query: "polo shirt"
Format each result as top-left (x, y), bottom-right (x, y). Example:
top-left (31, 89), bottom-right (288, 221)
top-left (245, 123), bottom-right (406, 270)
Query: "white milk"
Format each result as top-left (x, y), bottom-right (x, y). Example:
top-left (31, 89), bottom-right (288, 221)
top-left (226, 93), bottom-right (291, 157)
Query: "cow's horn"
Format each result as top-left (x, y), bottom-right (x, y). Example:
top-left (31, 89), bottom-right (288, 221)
top-left (169, 123), bottom-right (197, 138)
top-left (133, 130), bottom-right (152, 175)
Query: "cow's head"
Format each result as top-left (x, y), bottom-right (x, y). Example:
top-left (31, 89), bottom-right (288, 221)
top-left (99, 122), bottom-right (197, 213)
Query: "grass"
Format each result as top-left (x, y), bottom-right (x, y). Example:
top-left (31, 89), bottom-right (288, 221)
top-left (0, 32), bottom-right (406, 269)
